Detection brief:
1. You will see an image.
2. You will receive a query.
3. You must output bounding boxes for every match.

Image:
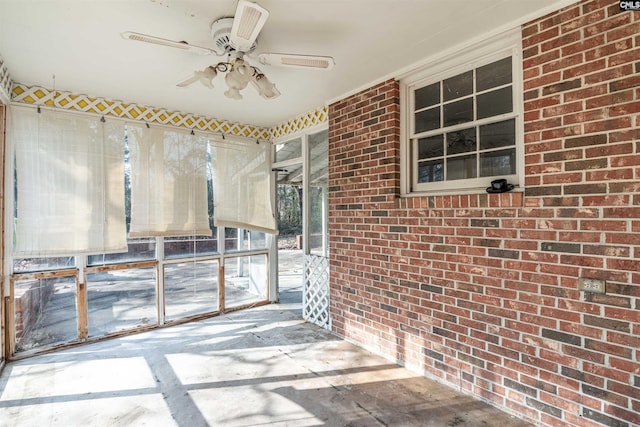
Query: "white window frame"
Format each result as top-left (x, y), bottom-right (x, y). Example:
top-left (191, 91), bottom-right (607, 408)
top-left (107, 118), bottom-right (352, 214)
top-left (399, 28), bottom-right (524, 196)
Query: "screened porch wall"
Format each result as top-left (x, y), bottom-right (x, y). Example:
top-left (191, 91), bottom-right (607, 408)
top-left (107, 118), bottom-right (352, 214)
top-left (0, 48), bottom-right (329, 362)
top-left (9, 230), bottom-right (270, 356)
top-left (4, 109), bottom-right (274, 357)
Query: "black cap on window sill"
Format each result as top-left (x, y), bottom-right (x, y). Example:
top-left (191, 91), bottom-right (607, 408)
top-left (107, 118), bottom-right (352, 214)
top-left (486, 179), bottom-right (514, 193)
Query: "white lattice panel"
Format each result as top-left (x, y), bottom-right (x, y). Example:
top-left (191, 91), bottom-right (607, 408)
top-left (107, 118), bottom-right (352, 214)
top-left (271, 106), bottom-right (328, 139)
top-left (0, 56), bottom-right (12, 102)
top-left (303, 254), bottom-right (330, 330)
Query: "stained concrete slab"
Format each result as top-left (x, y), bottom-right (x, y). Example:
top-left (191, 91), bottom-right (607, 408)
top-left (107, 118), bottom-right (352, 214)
top-left (0, 300), bottom-right (531, 427)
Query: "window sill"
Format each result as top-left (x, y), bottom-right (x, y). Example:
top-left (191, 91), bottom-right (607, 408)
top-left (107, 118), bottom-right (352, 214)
top-left (398, 188), bottom-right (524, 209)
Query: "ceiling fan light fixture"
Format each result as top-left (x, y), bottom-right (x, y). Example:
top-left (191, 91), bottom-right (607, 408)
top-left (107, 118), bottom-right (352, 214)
top-left (252, 73), bottom-right (280, 99)
top-left (224, 60), bottom-right (254, 99)
top-left (224, 87), bottom-right (243, 100)
top-left (198, 66), bottom-right (217, 89)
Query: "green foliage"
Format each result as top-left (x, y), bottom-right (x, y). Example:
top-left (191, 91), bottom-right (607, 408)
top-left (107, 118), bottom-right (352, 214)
top-left (277, 185), bottom-right (302, 235)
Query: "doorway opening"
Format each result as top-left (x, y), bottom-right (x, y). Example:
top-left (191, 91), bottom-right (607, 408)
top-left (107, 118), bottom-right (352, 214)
top-left (272, 129), bottom-right (329, 328)
top-left (276, 183), bottom-right (303, 305)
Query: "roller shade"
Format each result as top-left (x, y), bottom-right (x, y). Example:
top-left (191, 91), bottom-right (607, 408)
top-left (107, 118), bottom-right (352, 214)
top-left (127, 125), bottom-right (211, 237)
top-left (12, 107), bottom-right (127, 256)
top-left (210, 137), bottom-right (277, 234)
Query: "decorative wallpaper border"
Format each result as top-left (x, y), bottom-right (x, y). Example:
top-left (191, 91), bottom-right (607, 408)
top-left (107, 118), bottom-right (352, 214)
top-left (0, 56), bottom-right (13, 102)
top-left (11, 84), bottom-right (271, 140)
top-left (270, 106), bottom-right (328, 139)
top-left (9, 82), bottom-right (327, 141)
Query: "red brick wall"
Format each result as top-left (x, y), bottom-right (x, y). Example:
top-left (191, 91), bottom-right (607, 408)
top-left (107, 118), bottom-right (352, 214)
top-left (328, 2), bottom-right (639, 426)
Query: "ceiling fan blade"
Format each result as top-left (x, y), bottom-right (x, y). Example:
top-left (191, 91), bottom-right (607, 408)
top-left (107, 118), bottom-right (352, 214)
top-left (229, 0), bottom-right (269, 52)
top-left (176, 74), bottom-right (200, 87)
top-left (257, 53), bottom-right (335, 70)
top-left (121, 32), bottom-right (215, 55)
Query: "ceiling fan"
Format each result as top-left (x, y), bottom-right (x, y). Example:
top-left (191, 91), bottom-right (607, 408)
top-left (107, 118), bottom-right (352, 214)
top-left (121, 0), bottom-right (335, 100)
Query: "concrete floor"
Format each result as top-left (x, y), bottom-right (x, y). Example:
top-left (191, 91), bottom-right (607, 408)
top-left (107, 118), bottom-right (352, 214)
top-left (0, 250), bottom-right (531, 426)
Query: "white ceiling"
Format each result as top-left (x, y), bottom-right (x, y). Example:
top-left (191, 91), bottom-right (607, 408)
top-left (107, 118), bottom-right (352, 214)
top-left (0, 0), bottom-right (573, 128)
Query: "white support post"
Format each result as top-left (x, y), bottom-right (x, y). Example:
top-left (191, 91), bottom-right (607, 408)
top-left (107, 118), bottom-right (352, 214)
top-left (156, 236), bottom-right (165, 325)
top-left (268, 153), bottom-right (278, 302)
top-left (218, 226), bottom-right (225, 312)
top-left (302, 134), bottom-right (310, 256)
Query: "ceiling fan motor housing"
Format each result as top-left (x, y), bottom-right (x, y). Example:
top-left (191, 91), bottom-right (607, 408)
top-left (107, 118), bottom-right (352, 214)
top-left (211, 18), bottom-right (257, 55)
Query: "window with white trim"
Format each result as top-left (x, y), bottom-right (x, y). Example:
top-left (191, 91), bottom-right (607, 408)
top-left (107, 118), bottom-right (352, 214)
top-left (401, 30), bottom-right (522, 194)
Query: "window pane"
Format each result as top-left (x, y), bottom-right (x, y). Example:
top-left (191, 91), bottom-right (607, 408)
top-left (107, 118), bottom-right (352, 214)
top-left (447, 154), bottom-right (477, 180)
top-left (227, 229), bottom-right (268, 252)
top-left (88, 238), bottom-right (156, 265)
top-left (275, 138), bottom-right (302, 163)
top-left (479, 119), bottom-right (515, 150)
top-left (480, 148), bottom-right (516, 177)
top-left (248, 231), bottom-right (267, 250)
top-left (477, 57), bottom-right (512, 92)
top-left (164, 235), bottom-right (218, 258)
top-left (277, 184), bottom-right (302, 235)
top-left (418, 135), bottom-right (444, 159)
top-left (309, 130), bottom-right (328, 182)
top-left (87, 267), bottom-right (156, 336)
top-left (447, 127), bottom-right (476, 155)
top-left (224, 228), bottom-right (239, 250)
top-left (14, 276), bottom-right (77, 352)
top-left (309, 129), bottom-right (328, 256)
top-left (444, 98), bottom-right (473, 127)
top-left (415, 107), bottom-right (440, 134)
top-left (225, 255), bottom-right (268, 309)
top-left (14, 257), bottom-right (74, 273)
top-left (309, 185), bottom-right (327, 256)
top-left (443, 71), bottom-right (473, 101)
top-left (165, 260), bottom-right (218, 321)
top-left (415, 83), bottom-right (440, 110)
top-left (418, 159), bottom-right (444, 183)
top-left (477, 86), bottom-right (512, 119)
